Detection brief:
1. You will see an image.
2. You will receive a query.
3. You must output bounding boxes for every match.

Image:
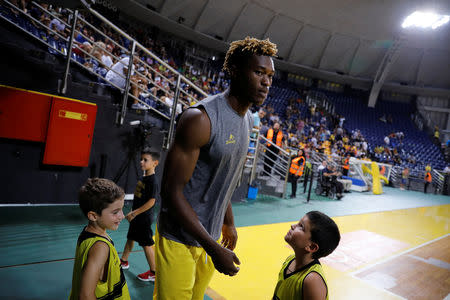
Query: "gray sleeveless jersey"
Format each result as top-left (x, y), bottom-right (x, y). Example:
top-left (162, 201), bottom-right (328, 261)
top-left (157, 91), bottom-right (252, 246)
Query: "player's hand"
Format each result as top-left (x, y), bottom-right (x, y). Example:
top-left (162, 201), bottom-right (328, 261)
top-left (221, 224), bottom-right (238, 250)
top-left (210, 245), bottom-right (240, 276)
top-left (125, 211), bottom-right (135, 222)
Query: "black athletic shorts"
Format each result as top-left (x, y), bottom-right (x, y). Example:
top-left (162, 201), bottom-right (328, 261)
top-left (127, 215), bottom-right (155, 247)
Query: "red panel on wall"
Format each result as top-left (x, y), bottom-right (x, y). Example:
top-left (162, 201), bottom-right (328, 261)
top-left (43, 97), bottom-right (97, 167)
top-left (0, 86), bottom-right (51, 142)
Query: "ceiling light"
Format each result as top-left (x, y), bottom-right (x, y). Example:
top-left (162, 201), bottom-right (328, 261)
top-left (401, 11), bottom-right (450, 29)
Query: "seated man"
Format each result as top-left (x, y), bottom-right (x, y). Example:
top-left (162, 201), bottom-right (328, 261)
top-left (317, 160), bottom-right (327, 173)
top-left (322, 164), bottom-right (344, 199)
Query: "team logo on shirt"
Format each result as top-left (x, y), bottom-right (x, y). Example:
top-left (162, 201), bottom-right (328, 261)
top-left (226, 134), bottom-right (236, 145)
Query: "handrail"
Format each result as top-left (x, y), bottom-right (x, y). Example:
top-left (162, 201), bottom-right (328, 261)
top-left (259, 135), bottom-right (289, 157)
top-left (80, 1), bottom-right (208, 99)
top-left (76, 1), bottom-right (209, 122)
top-left (61, 9), bottom-right (78, 94)
top-left (255, 135), bottom-right (291, 198)
top-left (3, 0), bottom-right (68, 43)
top-left (31, 1), bottom-right (71, 28)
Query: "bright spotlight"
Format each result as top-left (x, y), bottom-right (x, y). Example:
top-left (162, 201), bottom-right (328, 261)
top-left (402, 11), bottom-right (450, 29)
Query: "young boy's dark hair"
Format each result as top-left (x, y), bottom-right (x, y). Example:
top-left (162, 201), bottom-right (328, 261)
top-left (307, 211), bottom-right (341, 259)
top-left (142, 147), bottom-right (161, 161)
top-left (78, 178), bottom-right (125, 216)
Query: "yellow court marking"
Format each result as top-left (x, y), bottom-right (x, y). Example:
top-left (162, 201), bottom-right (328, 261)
top-left (208, 205), bottom-right (450, 299)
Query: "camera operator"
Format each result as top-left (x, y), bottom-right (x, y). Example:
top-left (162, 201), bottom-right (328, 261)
top-left (322, 164), bottom-right (344, 200)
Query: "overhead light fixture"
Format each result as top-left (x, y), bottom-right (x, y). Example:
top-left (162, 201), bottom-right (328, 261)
top-left (402, 11), bottom-right (450, 29)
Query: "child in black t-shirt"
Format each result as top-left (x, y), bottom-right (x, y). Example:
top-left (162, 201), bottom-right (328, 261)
top-left (120, 148), bottom-right (160, 282)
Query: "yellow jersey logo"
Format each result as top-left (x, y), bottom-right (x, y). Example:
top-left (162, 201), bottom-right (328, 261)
top-left (226, 134), bottom-right (236, 145)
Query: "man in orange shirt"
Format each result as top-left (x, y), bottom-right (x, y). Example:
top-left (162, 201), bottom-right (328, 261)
top-left (264, 122), bottom-right (284, 176)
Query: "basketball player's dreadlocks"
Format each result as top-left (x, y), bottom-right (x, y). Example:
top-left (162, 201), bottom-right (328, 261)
top-left (223, 36), bottom-right (278, 75)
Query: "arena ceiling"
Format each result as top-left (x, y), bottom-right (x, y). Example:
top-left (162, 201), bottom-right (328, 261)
top-left (109, 0), bottom-right (450, 92)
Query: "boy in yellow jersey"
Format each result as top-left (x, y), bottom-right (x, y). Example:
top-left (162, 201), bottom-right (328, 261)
top-left (273, 211), bottom-right (340, 300)
top-left (69, 178), bottom-right (130, 300)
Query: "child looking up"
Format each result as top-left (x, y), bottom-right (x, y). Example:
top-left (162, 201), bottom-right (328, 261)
top-left (273, 211), bottom-right (340, 300)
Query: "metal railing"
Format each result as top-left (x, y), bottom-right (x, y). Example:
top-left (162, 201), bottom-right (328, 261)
top-left (245, 128), bottom-right (261, 184)
top-left (389, 166), bottom-right (444, 194)
top-left (1, 0), bottom-right (210, 149)
top-left (255, 135), bottom-right (291, 198)
top-left (432, 169), bottom-right (445, 193)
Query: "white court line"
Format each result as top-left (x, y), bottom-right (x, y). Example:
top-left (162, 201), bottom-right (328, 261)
top-left (351, 233), bottom-right (450, 276)
top-left (407, 255), bottom-right (450, 270)
top-left (347, 234), bottom-right (450, 300)
top-left (349, 274), bottom-right (408, 300)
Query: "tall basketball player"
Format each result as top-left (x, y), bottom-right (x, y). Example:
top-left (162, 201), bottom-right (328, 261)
top-left (154, 37), bottom-right (277, 299)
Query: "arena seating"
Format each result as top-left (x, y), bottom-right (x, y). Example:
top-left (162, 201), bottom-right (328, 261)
top-left (1, 1), bottom-right (446, 172)
top-left (317, 89), bottom-right (446, 171)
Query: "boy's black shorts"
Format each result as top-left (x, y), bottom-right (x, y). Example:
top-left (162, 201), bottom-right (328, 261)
top-left (127, 215), bottom-right (155, 247)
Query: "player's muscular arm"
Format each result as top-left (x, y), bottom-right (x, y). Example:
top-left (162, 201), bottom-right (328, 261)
top-left (161, 108), bottom-right (240, 276)
top-left (79, 241), bottom-right (109, 300)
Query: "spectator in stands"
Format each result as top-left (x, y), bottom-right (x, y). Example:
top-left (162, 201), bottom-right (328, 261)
top-left (444, 165), bottom-right (450, 174)
top-left (92, 41), bottom-right (113, 70)
top-left (75, 27), bottom-right (89, 44)
top-left (163, 91), bottom-right (182, 116)
top-left (387, 114), bottom-right (393, 124)
top-left (318, 160), bottom-right (327, 173)
top-left (49, 12), bottom-right (69, 37)
top-left (296, 118), bottom-right (305, 134)
top-left (154, 36), bottom-right (277, 300)
top-left (105, 55), bottom-right (143, 109)
top-left (248, 108), bottom-right (266, 155)
top-left (270, 113), bottom-right (280, 125)
top-left (434, 126), bottom-right (440, 146)
top-left (264, 122), bottom-right (285, 176)
top-left (253, 108), bottom-right (266, 132)
top-left (339, 115), bottom-right (345, 128)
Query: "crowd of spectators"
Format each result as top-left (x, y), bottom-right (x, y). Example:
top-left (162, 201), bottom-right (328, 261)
top-left (255, 97), bottom-right (372, 168)
top-left (5, 0), bottom-right (229, 113)
top-left (5, 0), bottom-right (448, 174)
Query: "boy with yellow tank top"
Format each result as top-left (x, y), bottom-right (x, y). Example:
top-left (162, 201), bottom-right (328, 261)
top-left (69, 178), bottom-right (130, 300)
top-left (273, 211), bottom-right (340, 300)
